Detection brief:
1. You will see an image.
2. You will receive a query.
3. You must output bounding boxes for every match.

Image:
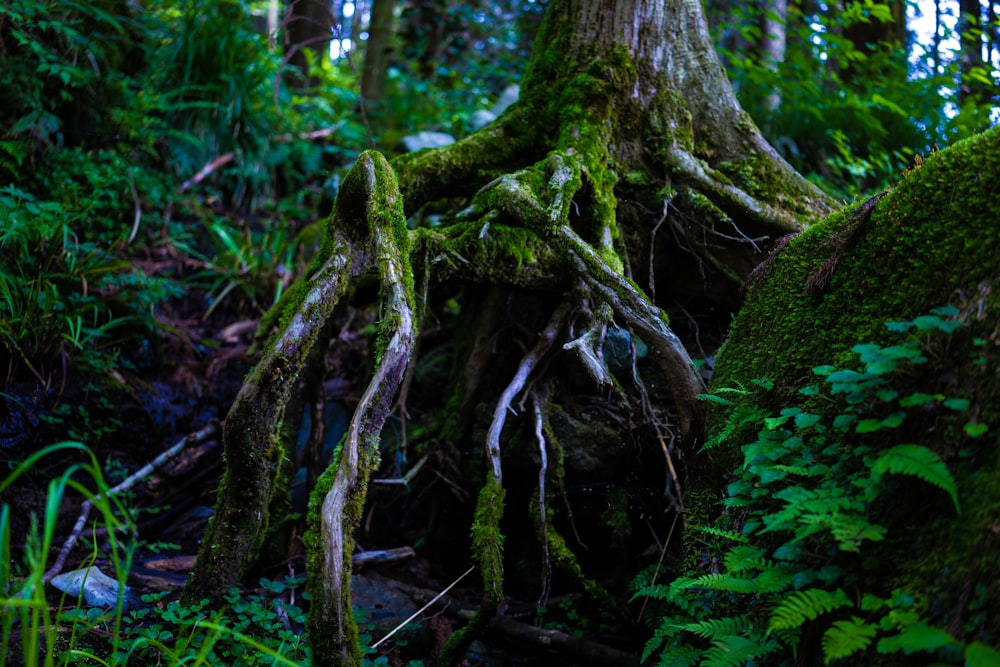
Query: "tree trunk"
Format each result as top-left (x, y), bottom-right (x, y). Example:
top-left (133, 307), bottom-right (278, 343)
top-left (360, 0), bottom-right (397, 105)
top-left (284, 0), bottom-right (333, 88)
top-left (958, 0), bottom-right (991, 104)
top-left (761, 0), bottom-right (787, 113)
top-left (187, 0), bottom-right (836, 663)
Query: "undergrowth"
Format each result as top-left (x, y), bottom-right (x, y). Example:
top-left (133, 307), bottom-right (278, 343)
top-left (0, 442), bottom-right (418, 666)
top-left (634, 307), bottom-right (999, 666)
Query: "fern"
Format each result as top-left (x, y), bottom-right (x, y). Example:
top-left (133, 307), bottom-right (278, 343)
top-left (697, 526), bottom-right (749, 543)
top-left (642, 617), bottom-right (685, 661)
top-left (686, 573), bottom-right (758, 594)
top-left (635, 309), bottom-right (985, 667)
top-left (656, 644), bottom-right (703, 666)
top-left (700, 635), bottom-right (780, 667)
top-left (767, 588), bottom-right (851, 632)
top-left (868, 444), bottom-right (960, 513)
top-left (822, 616), bottom-right (877, 662)
top-left (723, 545), bottom-right (767, 573)
top-left (673, 616), bottom-right (753, 640)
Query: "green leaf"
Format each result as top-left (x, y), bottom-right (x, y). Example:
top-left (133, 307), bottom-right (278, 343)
top-left (876, 623), bottom-right (960, 655)
top-left (899, 392), bottom-right (942, 407)
top-left (964, 423), bottom-right (989, 438)
top-left (822, 617), bottom-right (877, 662)
top-left (965, 641), bottom-right (1000, 667)
top-left (833, 414), bottom-right (857, 430)
top-left (869, 445), bottom-right (960, 513)
top-left (795, 412), bottom-right (822, 429)
top-left (767, 588), bottom-right (851, 632)
top-left (856, 419), bottom-right (883, 433)
top-left (942, 398), bottom-right (970, 411)
top-left (871, 92), bottom-right (907, 117)
top-left (764, 415), bottom-right (791, 430)
top-left (813, 365), bottom-right (837, 376)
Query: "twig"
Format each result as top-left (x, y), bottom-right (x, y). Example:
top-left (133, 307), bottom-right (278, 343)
top-left (43, 421), bottom-right (221, 584)
top-left (637, 511), bottom-right (680, 623)
top-left (371, 565), bottom-right (475, 649)
top-left (178, 153), bottom-right (234, 194)
top-left (126, 168), bottom-right (142, 244)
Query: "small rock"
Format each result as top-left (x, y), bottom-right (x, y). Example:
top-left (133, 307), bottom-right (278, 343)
top-left (50, 566), bottom-right (130, 609)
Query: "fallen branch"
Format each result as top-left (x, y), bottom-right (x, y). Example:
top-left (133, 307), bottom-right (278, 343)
top-left (178, 153), bottom-right (234, 194)
top-left (43, 420), bottom-right (221, 584)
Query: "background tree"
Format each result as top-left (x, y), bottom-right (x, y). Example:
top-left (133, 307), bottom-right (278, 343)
top-left (284, 0), bottom-right (333, 88)
top-left (360, 0), bottom-right (399, 106)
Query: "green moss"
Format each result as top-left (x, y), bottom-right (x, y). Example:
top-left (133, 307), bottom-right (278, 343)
top-left (710, 127), bottom-right (1000, 654)
top-left (471, 480), bottom-right (507, 603)
top-left (412, 222), bottom-right (562, 288)
top-left (647, 89), bottom-right (695, 154)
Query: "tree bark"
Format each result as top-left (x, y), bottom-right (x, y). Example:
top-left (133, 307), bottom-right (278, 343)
top-left (761, 0), bottom-right (787, 113)
top-left (360, 0), bottom-right (397, 105)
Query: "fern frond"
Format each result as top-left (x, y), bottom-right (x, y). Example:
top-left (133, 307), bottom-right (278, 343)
top-left (752, 566), bottom-right (794, 594)
top-left (869, 444), bottom-right (960, 513)
top-left (674, 615), bottom-right (752, 640)
top-left (724, 545), bottom-right (767, 573)
top-left (632, 582), bottom-right (675, 601)
top-left (642, 617), bottom-right (686, 661)
top-left (687, 573), bottom-right (758, 594)
top-left (656, 644), bottom-right (702, 666)
top-left (698, 526), bottom-right (749, 543)
top-left (700, 635), bottom-right (780, 667)
top-left (767, 588), bottom-right (850, 632)
top-left (822, 616), bottom-right (876, 662)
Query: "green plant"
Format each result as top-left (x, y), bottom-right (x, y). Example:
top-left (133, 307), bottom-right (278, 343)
top-left (170, 214), bottom-right (315, 319)
top-left (115, 579), bottom-right (310, 666)
top-left (634, 307), bottom-right (998, 666)
top-left (0, 185), bottom-right (180, 387)
top-left (0, 442), bottom-right (135, 667)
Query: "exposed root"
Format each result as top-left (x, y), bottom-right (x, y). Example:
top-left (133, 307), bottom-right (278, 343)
top-left (665, 146), bottom-right (801, 234)
top-left (532, 388), bottom-right (552, 606)
top-left (485, 301), bottom-right (572, 483)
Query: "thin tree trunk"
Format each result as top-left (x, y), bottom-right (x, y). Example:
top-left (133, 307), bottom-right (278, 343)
top-left (761, 0), bottom-right (787, 113)
top-left (360, 0), bottom-right (397, 107)
top-left (284, 0), bottom-right (333, 88)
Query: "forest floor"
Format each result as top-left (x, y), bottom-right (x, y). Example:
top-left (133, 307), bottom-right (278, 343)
top-left (2, 238), bottom-right (723, 664)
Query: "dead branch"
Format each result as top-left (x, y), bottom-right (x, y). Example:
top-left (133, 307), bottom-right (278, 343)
top-left (44, 420), bottom-right (221, 584)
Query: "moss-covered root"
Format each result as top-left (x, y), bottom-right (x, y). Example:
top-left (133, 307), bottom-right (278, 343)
top-left (438, 481), bottom-right (507, 666)
top-left (184, 195), bottom-right (362, 607)
top-left (303, 151), bottom-right (416, 667)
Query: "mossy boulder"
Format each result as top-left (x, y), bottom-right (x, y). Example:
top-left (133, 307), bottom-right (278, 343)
top-left (708, 127), bottom-right (1000, 658)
